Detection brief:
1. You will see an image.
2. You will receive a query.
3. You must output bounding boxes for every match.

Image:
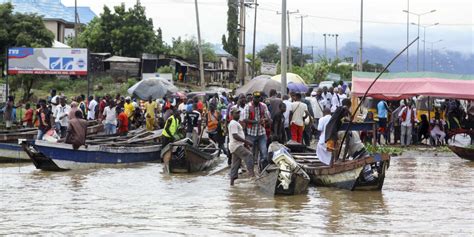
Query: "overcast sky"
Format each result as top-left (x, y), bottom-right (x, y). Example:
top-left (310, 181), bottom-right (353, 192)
top-left (64, 0), bottom-right (473, 54)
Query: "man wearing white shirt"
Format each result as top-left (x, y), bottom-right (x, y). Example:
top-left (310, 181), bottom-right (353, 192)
top-left (316, 108), bottom-right (332, 165)
top-left (87, 96), bottom-right (98, 120)
top-left (54, 97), bottom-right (71, 138)
top-left (398, 101), bottom-right (417, 147)
top-left (282, 94), bottom-right (293, 141)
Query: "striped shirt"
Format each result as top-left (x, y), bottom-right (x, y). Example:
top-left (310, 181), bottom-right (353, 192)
top-left (242, 102), bottom-right (269, 136)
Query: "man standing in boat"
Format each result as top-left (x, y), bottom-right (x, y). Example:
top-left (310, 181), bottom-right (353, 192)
top-left (228, 107), bottom-right (255, 186)
top-left (54, 97), bottom-right (71, 138)
top-left (242, 91), bottom-right (271, 170)
top-left (162, 108), bottom-right (181, 148)
top-left (144, 96), bottom-right (158, 131)
top-left (65, 111), bottom-right (88, 150)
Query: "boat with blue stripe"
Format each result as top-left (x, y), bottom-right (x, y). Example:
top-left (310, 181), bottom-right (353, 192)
top-left (22, 140), bottom-right (162, 171)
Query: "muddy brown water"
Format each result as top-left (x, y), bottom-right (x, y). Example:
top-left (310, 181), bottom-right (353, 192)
top-left (0, 150), bottom-right (473, 235)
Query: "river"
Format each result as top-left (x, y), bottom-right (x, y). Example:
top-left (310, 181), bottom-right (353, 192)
top-left (1, 150), bottom-right (473, 235)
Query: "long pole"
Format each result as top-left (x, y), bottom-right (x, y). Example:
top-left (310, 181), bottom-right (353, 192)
top-left (237, 0), bottom-right (246, 86)
top-left (311, 46), bottom-right (314, 63)
top-left (251, 1), bottom-right (258, 78)
top-left (359, 0), bottom-right (363, 71)
top-left (281, 0), bottom-right (287, 95)
top-left (5, 48), bottom-right (8, 101)
top-left (323, 34), bottom-right (327, 59)
top-left (406, 0), bottom-right (410, 71)
top-left (336, 37), bottom-right (419, 162)
top-left (416, 15), bottom-right (420, 71)
top-left (335, 34), bottom-right (339, 59)
top-left (430, 43), bottom-right (434, 71)
top-left (194, 0), bottom-right (205, 89)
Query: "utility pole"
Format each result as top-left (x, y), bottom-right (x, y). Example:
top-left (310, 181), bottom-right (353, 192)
top-left (323, 33), bottom-right (327, 59)
top-left (296, 15), bottom-right (307, 66)
top-left (280, 0), bottom-right (287, 95)
top-left (359, 0), bottom-right (363, 71)
top-left (251, 0), bottom-right (258, 78)
top-left (277, 9), bottom-right (298, 72)
top-left (237, 0), bottom-right (246, 86)
top-left (335, 34), bottom-right (339, 59)
top-left (74, 0), bottom-right (78, 47)
top-left (194, 0), bottom-right (205, 89)
top-left (311, 46), bottom-right (314, 63)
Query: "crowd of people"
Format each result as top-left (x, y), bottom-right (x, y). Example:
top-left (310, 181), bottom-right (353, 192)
top-left (2, 84), bottom-right (473, 185)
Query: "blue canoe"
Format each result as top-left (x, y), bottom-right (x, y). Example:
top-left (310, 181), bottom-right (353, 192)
top-left (22, 140), bottom-right (161, 171)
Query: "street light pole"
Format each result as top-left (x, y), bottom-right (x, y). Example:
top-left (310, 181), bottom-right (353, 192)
top-left (359, 0), bottom-right (363, 71)
top-left (403, 9), bottom-right (436, 71)
top-left (237, 0), bottom-right (246, 86)
top-left (406, 0), bottom-right (409, 71)
top-left (335, 34), bottom-right (339, 59)
top-left (297, 15), bottom-right (308, 67)
top-left (281, 0), bottom-right (287, 95)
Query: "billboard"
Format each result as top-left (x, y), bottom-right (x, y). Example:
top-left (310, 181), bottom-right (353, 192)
top-left (7, 48), bottom-right (88, 75)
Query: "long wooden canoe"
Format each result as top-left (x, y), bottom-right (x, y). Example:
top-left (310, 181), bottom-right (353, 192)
top-left (448, 145), bottom-right (474, 161)
top-left (161, 138), bottom-right (220, 173)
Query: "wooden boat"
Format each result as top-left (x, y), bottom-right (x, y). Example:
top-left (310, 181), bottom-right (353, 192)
top-left (448, 145), bottom-right (474, 161)
top-left (255, 148), bottom-right (310, 195)
top-left (0, 122), bottom-right (105, 163)
top-left (22, 140), bottom-right (162, 171)
top-left (161, 138), bottom-right (220, 173)
top-left (287, 144), bottom-right (390, 191)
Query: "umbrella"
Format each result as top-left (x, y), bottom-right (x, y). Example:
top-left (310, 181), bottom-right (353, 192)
top-left (251, 75), bottom-right (272, 80)
top-left (271, 73), bottom-right (307, 85)
top-left (127, 77), bottom-right (178, 100)
top-left (287, 82), bottom-right (308, 93)
top-left (235, 77), bottom-right (282, 96)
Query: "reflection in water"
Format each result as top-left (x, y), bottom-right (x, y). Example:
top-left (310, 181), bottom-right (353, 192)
top-left (0, 151), bottom-right (473, 235)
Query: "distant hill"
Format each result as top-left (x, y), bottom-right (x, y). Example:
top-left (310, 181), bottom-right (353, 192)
top-left (301, 42), bottom-right (474, 74)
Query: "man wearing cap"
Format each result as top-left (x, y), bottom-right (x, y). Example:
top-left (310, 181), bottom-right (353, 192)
top-left (242, 91), bottom-right (271, 170)
top-left (228, 107), bottom-right (255, 186)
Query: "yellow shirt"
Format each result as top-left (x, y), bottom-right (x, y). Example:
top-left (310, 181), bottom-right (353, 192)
top-left (124, 102), bottom-right (134, 118)
top-left (144, 101), bottom-right (157, 117)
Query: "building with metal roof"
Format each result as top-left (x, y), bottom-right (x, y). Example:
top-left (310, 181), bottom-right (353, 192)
top-left (0, 0), bottom-right (96, 43)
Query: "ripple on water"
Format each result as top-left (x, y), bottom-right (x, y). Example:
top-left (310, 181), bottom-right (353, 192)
top-left (0, 153), bottom-right (473, 235)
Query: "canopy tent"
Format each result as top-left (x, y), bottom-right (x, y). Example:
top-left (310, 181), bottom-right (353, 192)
top-left (352, 72), bottom-right (474, 100)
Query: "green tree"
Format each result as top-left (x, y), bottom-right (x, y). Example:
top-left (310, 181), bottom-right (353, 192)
top-left (222, 0), bottom-right (238, 57)
top-left (246, 54), bottom-right (262, 76)
top-left (170, 37), bottom-right (217, 63)
top-left (257, 44), bottom-right (280, 63)
top-left (290, 47), bottom-right (312, 67)
top-left (0, 3), bottom-right (55, 101)
top-left (77, 2), bottom-right (165, 57)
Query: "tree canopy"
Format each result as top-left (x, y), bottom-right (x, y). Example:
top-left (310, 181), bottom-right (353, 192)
top-left (257, 44), bottom-right (280, 63)
top-left (170, 37), bottom-right (217, 63)
top-left (76, 2), bottom-right (166, 57)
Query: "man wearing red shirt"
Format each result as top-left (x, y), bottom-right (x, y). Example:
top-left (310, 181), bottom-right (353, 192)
top-left (117, 108), bottom-right (129, 136)
top-left (22, 103), bottom-right (34, 128)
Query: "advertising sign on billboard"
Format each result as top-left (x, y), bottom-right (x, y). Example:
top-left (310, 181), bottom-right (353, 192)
top-left (7, 48), bottom-right (88, 75)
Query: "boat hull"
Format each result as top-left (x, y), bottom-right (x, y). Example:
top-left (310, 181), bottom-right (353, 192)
top-left (162, 139), bottom-right (220, 173)
top-left (448, 145), bottom-right (474, 161)
top-left (23, 140), bottom-right (161, 171)
top-left (0, 143), bottom-right (30, 162)
top-left (256, 165), bottom-right (310, 195)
